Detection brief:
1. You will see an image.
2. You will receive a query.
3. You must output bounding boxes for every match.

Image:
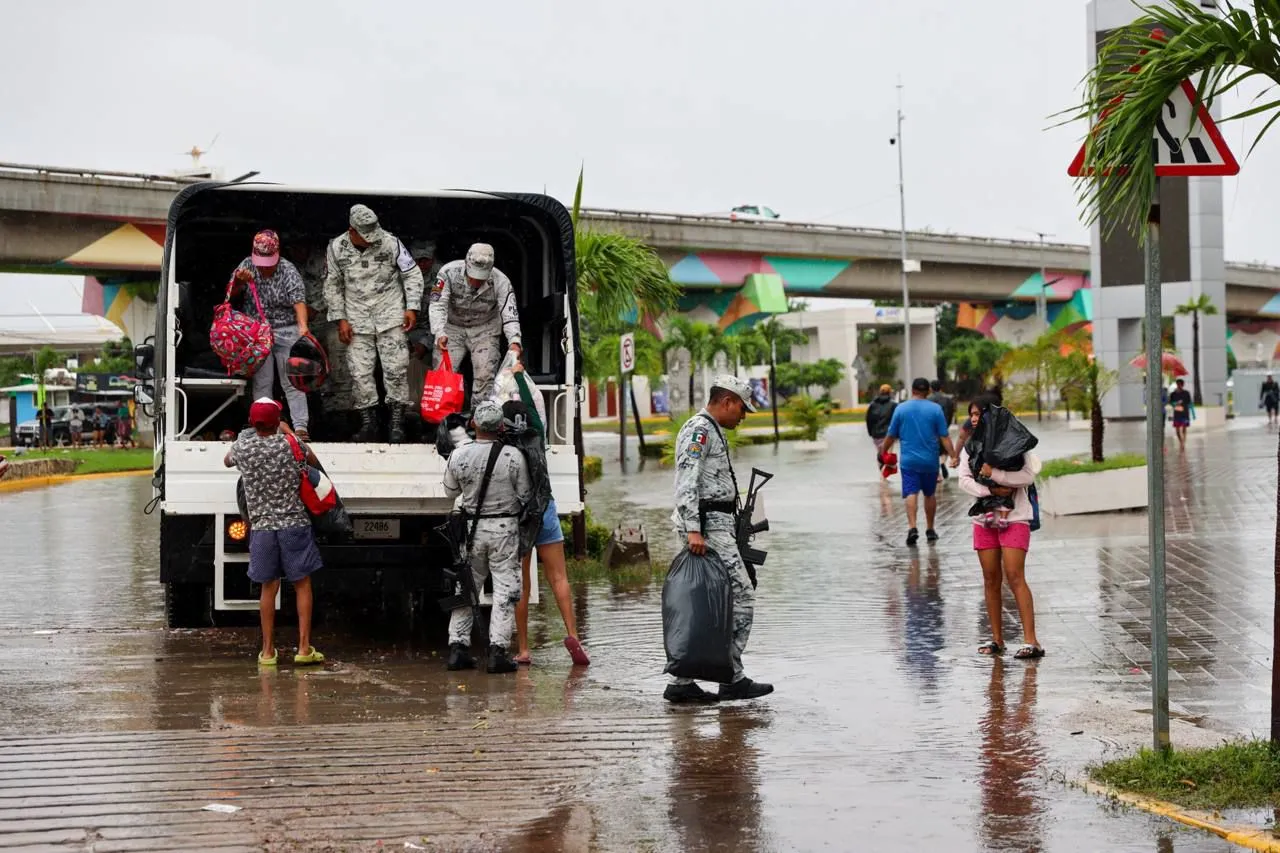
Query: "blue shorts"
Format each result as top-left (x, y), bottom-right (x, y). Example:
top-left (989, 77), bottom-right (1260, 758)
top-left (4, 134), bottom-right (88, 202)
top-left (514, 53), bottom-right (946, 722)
top-left (900, 468), bottom-right (939, 499)
top-left (248, 525), bottom-right (322, 583)
top-left (536, 498), bottom-right (564, 547)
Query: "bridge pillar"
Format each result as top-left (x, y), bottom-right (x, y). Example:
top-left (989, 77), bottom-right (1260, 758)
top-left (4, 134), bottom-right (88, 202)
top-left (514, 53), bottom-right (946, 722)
top-left (1087, 0), bottom-right (1228, 418)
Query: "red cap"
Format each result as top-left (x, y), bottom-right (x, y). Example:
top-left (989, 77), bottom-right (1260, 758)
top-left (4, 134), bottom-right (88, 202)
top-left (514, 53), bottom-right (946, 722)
top-left (249, 397), bottom-right (282, 430)
top-left (251, 230), bottom-right (280, 267)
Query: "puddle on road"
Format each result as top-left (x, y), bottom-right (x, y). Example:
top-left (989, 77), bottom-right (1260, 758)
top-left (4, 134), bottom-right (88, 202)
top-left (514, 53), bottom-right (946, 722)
top-left (0, 420), bottom-right (1268, 851)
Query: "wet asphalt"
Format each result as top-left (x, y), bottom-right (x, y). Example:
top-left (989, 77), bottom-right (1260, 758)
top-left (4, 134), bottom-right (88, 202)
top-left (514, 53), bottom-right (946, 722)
top-left (0, 416), bottom-right (1273, 851)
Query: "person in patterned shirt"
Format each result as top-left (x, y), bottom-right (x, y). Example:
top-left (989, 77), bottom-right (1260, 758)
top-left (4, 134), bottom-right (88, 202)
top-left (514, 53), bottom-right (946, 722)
top-left (230, 230), bottom-right (312, 439)
top-left (224, 398), bottom-right (324, 667)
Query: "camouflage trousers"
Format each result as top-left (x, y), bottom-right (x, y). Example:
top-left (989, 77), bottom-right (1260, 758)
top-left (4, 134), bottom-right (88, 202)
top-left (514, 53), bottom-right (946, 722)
top-left (347, 326), bottom-right (411, 409)
top-left (671, 524), bottom-right (755, 685)
top-left (448, 519), bottom-right (522, 648)
top-left (313, 321), bottom-right (354, 412)
top-left (436, 322), bottom-right (504, 403)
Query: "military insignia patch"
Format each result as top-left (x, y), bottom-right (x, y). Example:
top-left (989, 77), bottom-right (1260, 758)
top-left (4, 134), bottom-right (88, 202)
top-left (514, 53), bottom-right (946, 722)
top-left (687, 441), bottom-right (703, 459)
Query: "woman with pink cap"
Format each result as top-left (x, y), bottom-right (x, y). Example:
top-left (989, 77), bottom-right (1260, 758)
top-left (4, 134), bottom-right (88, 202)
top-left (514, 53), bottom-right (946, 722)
top-left (230, 230), bottom-right (312, 439)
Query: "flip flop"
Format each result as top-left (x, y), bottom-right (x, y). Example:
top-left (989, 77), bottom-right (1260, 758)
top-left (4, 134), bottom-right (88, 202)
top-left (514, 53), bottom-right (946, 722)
top-left (563, 636), bottom-right (590, 666)
top-left (294, 647), bottom-right (325, 665)
top-left (514, 653), bottom-right (532, 666)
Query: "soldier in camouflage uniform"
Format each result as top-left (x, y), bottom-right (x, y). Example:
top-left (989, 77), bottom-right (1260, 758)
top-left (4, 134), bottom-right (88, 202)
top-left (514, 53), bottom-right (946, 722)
top-left (428, 243), bottom-right (522, 404)
top-left (322, 204), bottom-right (425, 443)
top-left (442, 401), bottom-right (532, 674)
top-left (297, 246), bottom-right (355, 438)
top-left (666, 375), bottom-right (775, 704)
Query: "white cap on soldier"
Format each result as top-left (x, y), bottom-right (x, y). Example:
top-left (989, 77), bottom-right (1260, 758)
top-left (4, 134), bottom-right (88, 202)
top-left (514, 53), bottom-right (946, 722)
top-left (465, 243), bottom-right (495, 281)
top-left (710, 374), bottom-right (757, 413)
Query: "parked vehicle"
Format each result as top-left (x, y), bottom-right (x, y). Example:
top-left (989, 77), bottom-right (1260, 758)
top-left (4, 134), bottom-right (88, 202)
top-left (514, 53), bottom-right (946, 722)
top-left (14, 406), bottom-right (73, 447)
top-left (728, 204), bottom-right (781, 222)
top-left (132, 183), bottom-right (584, 629)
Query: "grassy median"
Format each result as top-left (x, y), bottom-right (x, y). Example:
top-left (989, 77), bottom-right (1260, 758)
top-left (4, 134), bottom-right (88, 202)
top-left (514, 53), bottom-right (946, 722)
top-left (12, 447), bottom-right (153, 476)
top-left (1090, 740), bottom-right (1280, 811)
top-left (1039, 452), bottom-right (1147, 480)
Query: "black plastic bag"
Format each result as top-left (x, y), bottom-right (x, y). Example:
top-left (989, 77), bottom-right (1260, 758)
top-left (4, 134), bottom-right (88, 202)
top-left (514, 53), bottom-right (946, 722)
top-left (662, 548), bottom-right (734, 684)
top-left (980, 406), bottom-right (1038, 470)
top-left (313, 496), bottom-right (353, 540)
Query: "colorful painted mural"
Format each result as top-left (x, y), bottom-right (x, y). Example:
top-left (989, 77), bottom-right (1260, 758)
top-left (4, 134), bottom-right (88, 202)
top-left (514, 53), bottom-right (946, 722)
top-left (668, 252), bottom-right (851, 292)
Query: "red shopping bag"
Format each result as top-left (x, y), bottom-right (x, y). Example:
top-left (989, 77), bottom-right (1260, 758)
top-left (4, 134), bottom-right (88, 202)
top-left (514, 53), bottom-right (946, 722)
top-left (421, 350), bottom-right (465, 424)
top-left (285, 434), bottom-right (338, 515)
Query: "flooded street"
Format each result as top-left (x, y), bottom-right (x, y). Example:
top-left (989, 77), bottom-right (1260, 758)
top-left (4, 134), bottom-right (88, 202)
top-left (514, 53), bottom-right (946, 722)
top-left (0, 418), bottom-right (1274, 851)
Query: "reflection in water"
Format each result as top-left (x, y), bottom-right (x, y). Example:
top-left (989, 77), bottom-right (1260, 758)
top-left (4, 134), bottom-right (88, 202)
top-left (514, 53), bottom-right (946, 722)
top-left (667, 707), bottom-right (769, 851)
top-left (903, 552), bottom-right (945, 694)
top-left (979, 660), bottom-right (1045, 853)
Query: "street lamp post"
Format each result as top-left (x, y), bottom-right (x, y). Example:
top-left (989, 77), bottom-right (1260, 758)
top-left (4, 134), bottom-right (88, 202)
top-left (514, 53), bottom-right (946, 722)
top-left (892, 84), bottom-right (912, 386)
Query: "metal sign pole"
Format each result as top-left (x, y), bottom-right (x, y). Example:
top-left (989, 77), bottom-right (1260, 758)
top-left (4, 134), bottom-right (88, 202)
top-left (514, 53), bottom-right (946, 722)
top-left (1144, 178), bottom-right (1171, 753)
top-left (895, 89), bottom-right (912, 387)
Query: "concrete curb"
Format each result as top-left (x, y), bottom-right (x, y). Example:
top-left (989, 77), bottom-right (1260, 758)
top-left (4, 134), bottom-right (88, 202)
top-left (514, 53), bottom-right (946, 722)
top-left (1082, 780), bottom-right (1280, 851)
top-left (0, 469), bottom-right (150, 494)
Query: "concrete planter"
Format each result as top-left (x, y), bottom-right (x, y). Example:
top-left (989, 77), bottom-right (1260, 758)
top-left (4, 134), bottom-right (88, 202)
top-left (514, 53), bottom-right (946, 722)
top-left (1038, 465), bottom-right (1148, 516)
top-left (1188, 406), bottom-right (1226, 430)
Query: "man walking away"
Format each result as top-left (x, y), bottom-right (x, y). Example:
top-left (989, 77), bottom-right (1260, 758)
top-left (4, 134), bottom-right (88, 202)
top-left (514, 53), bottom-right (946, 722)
top-left (442, 401), bottom-right (532, 674)
top-left (224, 398), bottom-right (324, 667)
top-left (666, 375), bottom-right (773, 704)
top-left (880, 378), bottom-right (956, 547)
top-left (1262, 374), bottom-right (1279, 426)
top-left (1169, 377), bottom-right (1194, 450)
top-left (865, 384), bottom-right (898, 471)
top-left (929, 380), bottom-right (956, 480)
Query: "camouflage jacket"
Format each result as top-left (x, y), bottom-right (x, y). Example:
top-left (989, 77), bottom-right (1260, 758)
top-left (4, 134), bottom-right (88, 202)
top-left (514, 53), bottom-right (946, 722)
top-left (427, 260), bottom-right (522, 345)
top-left (671, 410), bottom-right (737, 534)
top-left (322, 231), bottom-right (425, 334)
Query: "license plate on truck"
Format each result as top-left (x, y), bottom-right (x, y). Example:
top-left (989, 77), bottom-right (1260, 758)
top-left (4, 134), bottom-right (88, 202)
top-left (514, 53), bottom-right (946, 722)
top-left (354, 519), bottom-right (400, 540)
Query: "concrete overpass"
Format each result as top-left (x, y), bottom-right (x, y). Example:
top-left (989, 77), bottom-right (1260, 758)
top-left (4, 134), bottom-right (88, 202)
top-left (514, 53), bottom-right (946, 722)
top-left (1, 162), bottom-right (1278, 318)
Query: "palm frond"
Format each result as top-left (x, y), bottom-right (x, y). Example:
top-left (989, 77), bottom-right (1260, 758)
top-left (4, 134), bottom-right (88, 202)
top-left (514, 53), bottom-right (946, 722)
top-left (1067, 0), bottom-right (1280, 236)
top-left (576, 229), bottom-right (681, 330)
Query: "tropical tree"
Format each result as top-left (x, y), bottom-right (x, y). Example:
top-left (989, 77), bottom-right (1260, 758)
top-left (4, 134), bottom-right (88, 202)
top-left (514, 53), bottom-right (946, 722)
top-left (997, 332), bottom-right (1064, 421)
top-left (33, 346), bottom-right (61, 448)
top-left (722, 327), bottom-right (769, 377)
top-left (1068, 1), bottom-right (1277, 236)
top-left (940, 337), bottom-right (1011, 399)
top-left (661, 317), bottom-right (719, 413)
top-left (1175, 293), bottom-right (1219, 406)
top-left (775, 358), bottom-right (845, 404)
top-left (756, 317), bottom-right (809, 442)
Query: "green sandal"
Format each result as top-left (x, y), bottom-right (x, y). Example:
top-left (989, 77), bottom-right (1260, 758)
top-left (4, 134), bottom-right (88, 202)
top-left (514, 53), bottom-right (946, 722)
top-left (258, 650), bottom-right (278, 666)
top-left (294, 647), bottom-right (325, 665)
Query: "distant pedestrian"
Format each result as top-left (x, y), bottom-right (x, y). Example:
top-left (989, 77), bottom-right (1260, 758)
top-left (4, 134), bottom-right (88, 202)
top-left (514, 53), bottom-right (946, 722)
top-left (1261, 374), bottom-right (1279, 426)
top-left (929, 380), bottom-right (956, 480)
top-left (958, 399), bottom-right (1044, 660)
top-left (879, 378), bottom-right (956, 547)
top-left (224, 398), bottom-right (324, 667)
top-left (92, 406), bottom-right (108, 448)
top-left (1169, 377), bottom-right (1194, 450)
top-left (865, 383), bottom-right (898, 470)
top-left (69, 406), bottom-right (84, 448)
top-left (116, 402), bottom-right (134, 448)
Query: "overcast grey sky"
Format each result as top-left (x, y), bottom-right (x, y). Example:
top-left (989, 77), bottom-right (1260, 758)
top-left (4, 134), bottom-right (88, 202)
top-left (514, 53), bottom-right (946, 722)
top-left (4, 0), bottom-right (1280, 330)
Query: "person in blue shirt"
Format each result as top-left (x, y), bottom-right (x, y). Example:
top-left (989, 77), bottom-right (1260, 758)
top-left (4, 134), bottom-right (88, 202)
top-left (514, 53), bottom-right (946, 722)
top-left (880, 378), bottom-right (957, 546)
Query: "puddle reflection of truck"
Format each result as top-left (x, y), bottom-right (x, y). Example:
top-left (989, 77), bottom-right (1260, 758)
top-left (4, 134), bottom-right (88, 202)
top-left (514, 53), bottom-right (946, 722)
top-left (132, 184), bottom-right (583, 628)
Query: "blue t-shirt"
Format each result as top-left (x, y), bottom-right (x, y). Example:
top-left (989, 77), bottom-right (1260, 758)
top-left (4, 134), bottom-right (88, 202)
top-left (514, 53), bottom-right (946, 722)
top-left (887, 398), bottom-right (949, 473)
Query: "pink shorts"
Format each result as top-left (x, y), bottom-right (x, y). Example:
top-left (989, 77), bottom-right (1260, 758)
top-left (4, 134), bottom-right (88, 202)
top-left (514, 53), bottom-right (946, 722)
top-left (972, 521), bottom-right (1031, 552)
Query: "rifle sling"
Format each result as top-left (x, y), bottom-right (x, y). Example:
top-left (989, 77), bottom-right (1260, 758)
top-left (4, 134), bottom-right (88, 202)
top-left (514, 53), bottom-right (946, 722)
top-left (465, 442), bottom-right (506, 552)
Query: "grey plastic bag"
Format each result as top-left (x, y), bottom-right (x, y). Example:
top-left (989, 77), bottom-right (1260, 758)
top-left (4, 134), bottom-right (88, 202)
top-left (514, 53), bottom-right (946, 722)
top-left (662, 548), bottom-right (734, 683)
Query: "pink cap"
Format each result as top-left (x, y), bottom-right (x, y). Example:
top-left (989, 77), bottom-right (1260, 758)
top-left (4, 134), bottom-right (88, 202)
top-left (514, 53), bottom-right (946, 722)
top-left (251, 230), bottom-right (280, 267)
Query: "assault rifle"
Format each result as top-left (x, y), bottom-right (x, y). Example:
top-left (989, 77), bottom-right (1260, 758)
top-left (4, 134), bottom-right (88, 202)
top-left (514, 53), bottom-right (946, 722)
top-left (736, 467), bottom-right (773, 587)
top-left (436, 513), bottom-right (480, 616)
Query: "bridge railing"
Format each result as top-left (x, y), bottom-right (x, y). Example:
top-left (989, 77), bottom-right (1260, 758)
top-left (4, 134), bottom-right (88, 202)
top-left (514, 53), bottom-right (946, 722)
top-left (0, 161), bottom-right (204, 186)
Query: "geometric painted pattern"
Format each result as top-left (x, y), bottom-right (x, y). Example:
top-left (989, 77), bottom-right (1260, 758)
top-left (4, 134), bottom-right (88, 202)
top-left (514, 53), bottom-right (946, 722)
top-left (668, 252), bottom-right (850, 292)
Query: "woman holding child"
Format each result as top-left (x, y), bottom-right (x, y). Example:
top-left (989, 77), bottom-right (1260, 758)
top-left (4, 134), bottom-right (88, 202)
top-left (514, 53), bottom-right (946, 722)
top-left (955, 398), bottom-right (1045, 660)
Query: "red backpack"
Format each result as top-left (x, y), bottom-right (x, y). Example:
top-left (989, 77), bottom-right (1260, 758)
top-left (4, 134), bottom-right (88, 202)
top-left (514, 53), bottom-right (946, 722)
top-left (285, 433), bottom-right (338, 515)
top-left (210, 276), bottom-right (274, 377)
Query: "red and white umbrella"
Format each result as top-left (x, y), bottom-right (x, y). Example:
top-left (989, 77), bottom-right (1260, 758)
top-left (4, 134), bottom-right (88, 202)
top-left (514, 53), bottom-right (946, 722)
top-left (1129, 351), bottom-right (1188, 377)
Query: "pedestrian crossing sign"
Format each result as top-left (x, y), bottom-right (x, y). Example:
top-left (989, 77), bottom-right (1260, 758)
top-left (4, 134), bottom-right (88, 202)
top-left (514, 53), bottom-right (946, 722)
top-left (1068, 78), bottom-right (1239, 177)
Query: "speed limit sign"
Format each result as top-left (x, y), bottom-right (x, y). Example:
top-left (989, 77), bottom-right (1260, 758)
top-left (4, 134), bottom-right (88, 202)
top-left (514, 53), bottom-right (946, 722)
top-left (619, 333), bottom-right (636, 375)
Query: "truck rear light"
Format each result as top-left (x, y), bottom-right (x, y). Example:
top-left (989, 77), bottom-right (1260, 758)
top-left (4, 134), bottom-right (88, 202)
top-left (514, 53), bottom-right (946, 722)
top-left (227, 519), bottom-right (248, 542)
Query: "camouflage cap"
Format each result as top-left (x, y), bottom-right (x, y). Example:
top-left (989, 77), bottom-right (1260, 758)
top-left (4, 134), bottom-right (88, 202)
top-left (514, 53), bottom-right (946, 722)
top-left (710, 374), bottom-right (757, 413)
top-left (465, 243), bottom-right (495, 281)
top-left (473, 400), bottom-right (504, 431)
top-left (348, 204), bottom-right (382, 241)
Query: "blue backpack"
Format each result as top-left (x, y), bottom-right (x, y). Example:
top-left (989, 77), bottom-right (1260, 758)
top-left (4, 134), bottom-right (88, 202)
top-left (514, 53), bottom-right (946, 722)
top-left (1028, 483), bottom-right (1041, 532)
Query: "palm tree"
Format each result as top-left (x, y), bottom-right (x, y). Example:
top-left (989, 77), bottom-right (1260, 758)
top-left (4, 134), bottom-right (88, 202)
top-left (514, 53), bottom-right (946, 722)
top-left (756, 318), bottom-right (808, 442)
top-left (662, 317), bottom-right (718, 413)
top-left (1068, 0), bottom-right (1277, 235)
top-left (723, 327), bottom-right (769, 377)
top-left (1175, 293), bottom-right (1219, 406)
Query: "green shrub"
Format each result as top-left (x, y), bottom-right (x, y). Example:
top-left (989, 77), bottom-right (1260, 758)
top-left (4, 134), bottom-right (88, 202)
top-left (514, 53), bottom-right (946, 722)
top-left (785, 395), bottom-right (828, 441)
top-left (1090, 739), bottom-right (1280, 811)
top-left (560, 506), bottom-right (612, 558)
top-left (583, 455), bottom-right (603, 482)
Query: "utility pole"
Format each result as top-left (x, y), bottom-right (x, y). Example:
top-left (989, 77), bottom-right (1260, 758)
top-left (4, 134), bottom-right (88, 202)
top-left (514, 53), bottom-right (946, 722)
top-left (1033, 232), bottom-right (1054, 331)
top-left (892, 83), bottom-right (912, 386)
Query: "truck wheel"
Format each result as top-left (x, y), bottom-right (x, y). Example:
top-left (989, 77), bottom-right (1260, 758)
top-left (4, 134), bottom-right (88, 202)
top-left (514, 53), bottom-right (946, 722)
top-left (165, 583), bottom-right (212, 628)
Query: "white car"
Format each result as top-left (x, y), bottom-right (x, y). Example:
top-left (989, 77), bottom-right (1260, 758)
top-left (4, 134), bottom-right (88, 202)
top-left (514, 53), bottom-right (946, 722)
top-left (728, 204), bottom-right (781, 222)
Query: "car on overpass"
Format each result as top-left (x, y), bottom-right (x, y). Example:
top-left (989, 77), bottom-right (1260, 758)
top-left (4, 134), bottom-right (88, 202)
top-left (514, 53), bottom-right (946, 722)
top-left (728, 204), bottom-right (781, 222)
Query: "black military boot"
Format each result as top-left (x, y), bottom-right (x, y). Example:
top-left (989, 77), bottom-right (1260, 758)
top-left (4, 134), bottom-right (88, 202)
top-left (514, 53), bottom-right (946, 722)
top-left (354, 407), bottom-right (379, 443)
top-left (388, 403), bottom-right (406, 445)
top-left (718, 678), bottom-right (774, 701)
top-left (446, 643), bottom-right (476, 671)
top-left (486, 644), bottom-right (518, 674)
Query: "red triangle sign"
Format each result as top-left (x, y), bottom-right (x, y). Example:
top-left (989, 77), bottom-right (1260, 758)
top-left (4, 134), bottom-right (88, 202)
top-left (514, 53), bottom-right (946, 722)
top-left (1069, 79), bottom-right (1239, 177)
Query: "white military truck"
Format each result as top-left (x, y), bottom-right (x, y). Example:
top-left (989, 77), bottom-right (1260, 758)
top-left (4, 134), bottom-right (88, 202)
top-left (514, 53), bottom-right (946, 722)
top-left (132, 184), bottom-right (584, 628)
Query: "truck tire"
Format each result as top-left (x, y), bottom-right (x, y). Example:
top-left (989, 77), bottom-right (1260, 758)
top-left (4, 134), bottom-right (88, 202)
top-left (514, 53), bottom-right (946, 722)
top-left (165, 582), bottom-right (212, 628)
